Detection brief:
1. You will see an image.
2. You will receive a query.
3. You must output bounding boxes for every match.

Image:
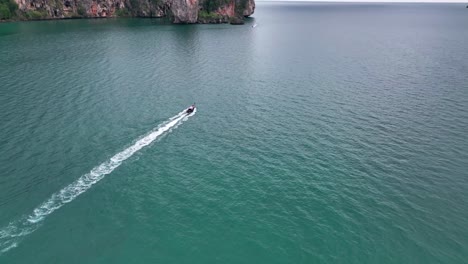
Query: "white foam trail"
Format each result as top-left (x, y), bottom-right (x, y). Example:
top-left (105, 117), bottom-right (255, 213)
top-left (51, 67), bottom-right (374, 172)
top-left (0, 243), bottom-right (17, 254)
top-left (0, 109), bottom-right (196, 255)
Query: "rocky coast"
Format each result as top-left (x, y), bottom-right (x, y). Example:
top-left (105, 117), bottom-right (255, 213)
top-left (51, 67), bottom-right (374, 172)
top-left (0, 0), bottom-right (254, 24)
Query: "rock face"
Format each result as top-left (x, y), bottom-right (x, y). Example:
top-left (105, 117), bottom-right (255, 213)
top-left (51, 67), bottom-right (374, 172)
top-left (170, 0), bottom-right (198, 23)
top-left (11, 0), bottom-right (254, 23)
top-left (242, 0), bottom-right (254, 17)
top-left (229, 15), bottom-right (243, 25)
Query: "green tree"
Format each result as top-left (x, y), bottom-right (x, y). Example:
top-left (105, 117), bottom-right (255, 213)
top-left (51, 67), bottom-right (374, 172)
top-left (6, 0), bottom-right (17, 11)
top-left (0, 4), bottom-right (11, 19)
top-left (0, 0), bottom-right (18, 19)
top-left (77, 5), bottom-right (86, 16)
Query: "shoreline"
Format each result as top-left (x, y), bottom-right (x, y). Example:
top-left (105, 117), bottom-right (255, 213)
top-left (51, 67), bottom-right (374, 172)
top-left (0, 16), bottom-right (252, 24)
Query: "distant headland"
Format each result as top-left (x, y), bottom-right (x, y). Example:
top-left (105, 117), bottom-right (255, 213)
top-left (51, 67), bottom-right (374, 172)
top-left (0, 0), bottom-right (254, 24)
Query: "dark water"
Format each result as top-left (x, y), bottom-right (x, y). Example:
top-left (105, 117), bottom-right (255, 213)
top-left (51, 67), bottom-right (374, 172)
top-left (1, 2), bottom-right (468, 263)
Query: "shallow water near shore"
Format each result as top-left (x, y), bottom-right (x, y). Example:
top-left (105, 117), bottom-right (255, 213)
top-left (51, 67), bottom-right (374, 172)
top-left (1, 2), bottom-right (468, 263)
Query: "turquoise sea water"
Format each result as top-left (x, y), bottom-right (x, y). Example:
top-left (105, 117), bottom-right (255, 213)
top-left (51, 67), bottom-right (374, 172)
top-left (1, 2), bottom-right (468, 263)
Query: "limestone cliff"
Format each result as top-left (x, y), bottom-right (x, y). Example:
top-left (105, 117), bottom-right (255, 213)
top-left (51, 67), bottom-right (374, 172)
top-left (4, 0), bottom-right (254, 23)
top-left (170, 0), bottom-right (198, 23)
top-left (242, 0), bottom-right (253, 16)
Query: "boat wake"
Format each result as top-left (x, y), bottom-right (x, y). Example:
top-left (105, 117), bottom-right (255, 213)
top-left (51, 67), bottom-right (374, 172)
top-left (0, 109), bottom-right (196, 255)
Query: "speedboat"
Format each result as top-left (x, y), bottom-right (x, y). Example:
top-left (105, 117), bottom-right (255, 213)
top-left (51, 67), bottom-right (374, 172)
top-left (186, 104), bottom-right (195, 114)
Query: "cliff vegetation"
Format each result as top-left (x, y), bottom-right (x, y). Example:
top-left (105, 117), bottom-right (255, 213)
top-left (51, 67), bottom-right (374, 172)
top-left (0, 0), bottom-right (18, 20)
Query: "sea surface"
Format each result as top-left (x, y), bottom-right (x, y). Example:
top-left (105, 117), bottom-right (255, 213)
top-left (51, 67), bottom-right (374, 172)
top-left (1, 2), bottom-right (468, 263)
